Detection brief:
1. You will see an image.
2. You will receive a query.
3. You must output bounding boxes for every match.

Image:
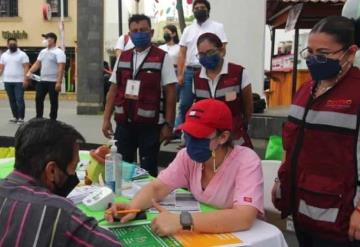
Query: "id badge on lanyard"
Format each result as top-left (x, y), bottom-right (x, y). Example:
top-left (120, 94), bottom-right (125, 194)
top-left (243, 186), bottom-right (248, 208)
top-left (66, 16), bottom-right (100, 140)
top-left (125, 79), bottom-right (141, 100)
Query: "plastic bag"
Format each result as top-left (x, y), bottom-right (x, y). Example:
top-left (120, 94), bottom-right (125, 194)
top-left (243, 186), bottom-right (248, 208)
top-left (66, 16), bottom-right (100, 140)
top-left (265, 135), bottom-right (283, 161)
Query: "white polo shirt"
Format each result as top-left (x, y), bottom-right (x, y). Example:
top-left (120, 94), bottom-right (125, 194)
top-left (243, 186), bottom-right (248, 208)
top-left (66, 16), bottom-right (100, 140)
top-left (159, 44), bottom-right (180, 66)
top-left (37, 47), bottom-right (66, 82)
top-left (0, 49), bottom-right (29, 83)
top-left (109, 34), bottom-right (136, 83)
top-left (110, 46), bottom-right (177, 86)
top-left (115, 34), bottom-right (135, 51)
top-left (179, 19), bottom-right (227, 67)
top-left (193, 59), bottom-right (251, 97)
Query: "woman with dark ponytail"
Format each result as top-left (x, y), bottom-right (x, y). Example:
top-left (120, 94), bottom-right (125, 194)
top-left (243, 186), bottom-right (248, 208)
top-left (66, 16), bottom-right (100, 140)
top-left (272, 16), bottom-right (360, 246)
top-left (159, 24), bottom-right (180, 67)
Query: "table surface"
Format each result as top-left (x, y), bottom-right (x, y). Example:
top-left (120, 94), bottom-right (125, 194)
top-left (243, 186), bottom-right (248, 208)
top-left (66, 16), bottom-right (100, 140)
top-left (0, 153), bottom-right (288, 247)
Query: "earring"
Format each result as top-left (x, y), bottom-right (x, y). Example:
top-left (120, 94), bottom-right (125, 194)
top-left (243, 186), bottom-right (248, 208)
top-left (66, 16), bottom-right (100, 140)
top-left (212, 150), bottom-right (218, 173)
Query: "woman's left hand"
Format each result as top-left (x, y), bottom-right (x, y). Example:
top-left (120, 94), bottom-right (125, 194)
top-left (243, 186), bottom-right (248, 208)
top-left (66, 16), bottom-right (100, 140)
top-left (151, 200), bottom-right (182, 236)
top-left (348, 209), bottom-right (360, 241)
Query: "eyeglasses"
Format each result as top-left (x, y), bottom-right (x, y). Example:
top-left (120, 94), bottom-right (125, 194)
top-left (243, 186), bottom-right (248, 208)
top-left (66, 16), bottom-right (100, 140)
top-left (300, 47), bottom-right (346, 63)
top-left (196, 49), bottom-right (219, 59)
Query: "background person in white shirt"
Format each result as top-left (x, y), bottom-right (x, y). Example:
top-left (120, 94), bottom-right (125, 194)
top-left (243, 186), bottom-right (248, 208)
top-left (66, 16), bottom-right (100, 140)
top-left (159, 24), bottom-right (181, 126)
top-left (26, 32), bottom-right (66, 120)
top-left (0, 38), bottom-right (29, 124)
top-left (176, 0), bottom-right (228, 135)
top-left (108, 34), bottom-right (135, 85)
top-left (159, 24), bottom-right (180, 67)
top-left (114, 33), bottom-right (135, 58)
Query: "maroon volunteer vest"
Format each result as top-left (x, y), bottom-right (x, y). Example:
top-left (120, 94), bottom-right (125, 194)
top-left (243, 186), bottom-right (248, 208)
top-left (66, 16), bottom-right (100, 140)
top-left (114, 46), bottom-right (165, 124)
top-left (193, 63), bottom-right (253, 148)
top-left (274, 67), bottom-right (360, 241)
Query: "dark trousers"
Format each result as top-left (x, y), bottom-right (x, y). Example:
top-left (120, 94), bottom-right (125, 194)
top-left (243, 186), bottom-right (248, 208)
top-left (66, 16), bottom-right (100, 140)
top-left (4, 82), bottom-right (25, 119)
top-left (295, 222), bottom-right (360, 247)
top-left (35, 81), bottom-right (59, 120)
top-left (115, 123), bottom-right (161, 177)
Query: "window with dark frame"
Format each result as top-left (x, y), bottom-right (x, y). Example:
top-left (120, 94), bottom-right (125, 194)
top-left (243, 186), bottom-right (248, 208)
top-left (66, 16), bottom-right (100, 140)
top-left (47, 0), bottom-right (68, 17)
top-left (0, 0), bottom-right (18, 17)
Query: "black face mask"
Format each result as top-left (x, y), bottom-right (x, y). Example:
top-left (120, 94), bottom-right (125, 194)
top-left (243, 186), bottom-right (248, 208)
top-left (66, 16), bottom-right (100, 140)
top-left (53, 169), bottom-right (79, 197)
top-left (194, 10), bottom-right (209, 23)
top-left (163, 33), bottom-right (172, 43)
top-left (9, 45), bottom-right (17, 53)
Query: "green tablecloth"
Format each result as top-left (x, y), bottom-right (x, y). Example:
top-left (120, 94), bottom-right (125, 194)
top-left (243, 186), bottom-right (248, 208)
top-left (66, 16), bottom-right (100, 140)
top-left (0, 152), bottom-right (216, 226)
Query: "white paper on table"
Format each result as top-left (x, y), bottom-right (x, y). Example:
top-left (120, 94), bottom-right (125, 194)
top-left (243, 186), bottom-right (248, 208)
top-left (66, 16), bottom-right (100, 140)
top-left (121, 179), bottom-right (152, 199)
top-left (67, 185), bottom-right (101, 205)
top-left (149, 192), bottom-right (200, 213)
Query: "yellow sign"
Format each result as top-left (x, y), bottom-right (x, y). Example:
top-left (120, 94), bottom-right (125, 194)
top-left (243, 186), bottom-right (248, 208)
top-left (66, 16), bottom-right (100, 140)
top-left (2, 31), bottom-right (28, 40)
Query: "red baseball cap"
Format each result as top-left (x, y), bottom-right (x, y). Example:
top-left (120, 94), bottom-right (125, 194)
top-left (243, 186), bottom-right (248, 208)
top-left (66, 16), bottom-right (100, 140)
top-left (178, 99), bottom-right (233, 139)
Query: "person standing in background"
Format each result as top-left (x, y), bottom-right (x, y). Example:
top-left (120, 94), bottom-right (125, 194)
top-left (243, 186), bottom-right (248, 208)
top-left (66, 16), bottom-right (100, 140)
top-left (159, 24), bottom-right (180, 67)
top-left (114, 33), bottom-right (135, 58)
top-left (193, 33), bottom-right (253, 148)
top-left (176, 0), bottom-right (228, 135)
top-left (102, 14), bottom-right (177, 177)
top-left (26, 32), bottom-right (66, 121)
top-left (0, 38), bottom-right (29, 124)
top-left (108, 34), bottom-right (136, 86)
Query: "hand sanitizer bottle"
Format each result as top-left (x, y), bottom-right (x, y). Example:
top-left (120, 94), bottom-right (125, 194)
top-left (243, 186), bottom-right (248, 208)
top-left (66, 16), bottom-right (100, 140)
top-left (105, 139), bottom-right (122, 195)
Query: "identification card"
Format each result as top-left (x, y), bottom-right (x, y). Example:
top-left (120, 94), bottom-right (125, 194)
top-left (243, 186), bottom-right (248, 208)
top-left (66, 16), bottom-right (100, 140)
top-left (125, 79), bottom-right (141, 100)
top-left (225, 91), bottom-right (237, 102)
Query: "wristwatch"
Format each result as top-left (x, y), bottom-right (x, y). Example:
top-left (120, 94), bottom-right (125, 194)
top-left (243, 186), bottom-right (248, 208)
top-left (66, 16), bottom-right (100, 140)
top-left (180, 211), bottom-right (193, 231)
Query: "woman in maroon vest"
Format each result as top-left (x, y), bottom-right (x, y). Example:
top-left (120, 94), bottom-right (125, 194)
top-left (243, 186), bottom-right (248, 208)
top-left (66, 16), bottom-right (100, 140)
top-left (272, 16), bottom-right (360, 246)
top-left (193, 32), bottom-right (253, 148)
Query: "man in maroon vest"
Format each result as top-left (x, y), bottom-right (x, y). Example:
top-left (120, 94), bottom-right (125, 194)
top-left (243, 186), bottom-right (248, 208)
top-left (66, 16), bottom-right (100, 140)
top-left (102, 14), bottom-right (177, 177)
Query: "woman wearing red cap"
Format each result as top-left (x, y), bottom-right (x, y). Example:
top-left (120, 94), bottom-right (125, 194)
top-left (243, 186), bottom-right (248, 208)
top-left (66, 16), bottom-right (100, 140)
top-left (106, 99), bottom-right (263, 236)
top-left (192, 32), bottom-right (253, 148)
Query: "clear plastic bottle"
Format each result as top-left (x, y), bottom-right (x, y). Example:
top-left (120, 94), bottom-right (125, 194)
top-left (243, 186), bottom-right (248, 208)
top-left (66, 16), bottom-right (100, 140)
top-left (104, 140), bottom-right (122, 194)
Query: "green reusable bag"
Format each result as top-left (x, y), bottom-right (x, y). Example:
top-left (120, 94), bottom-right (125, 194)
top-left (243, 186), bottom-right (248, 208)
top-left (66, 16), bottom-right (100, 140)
top-left (265, 135), bottom-right (283, 161)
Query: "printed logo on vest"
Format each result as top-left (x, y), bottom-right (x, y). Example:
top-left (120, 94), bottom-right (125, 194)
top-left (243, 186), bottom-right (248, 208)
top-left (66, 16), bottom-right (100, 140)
top-left (326, 99), bottom-right (352, 110)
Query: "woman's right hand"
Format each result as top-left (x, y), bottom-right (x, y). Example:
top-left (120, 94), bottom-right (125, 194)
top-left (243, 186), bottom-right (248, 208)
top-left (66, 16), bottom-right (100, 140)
top-left (105, 203), bottom-right (137, 224)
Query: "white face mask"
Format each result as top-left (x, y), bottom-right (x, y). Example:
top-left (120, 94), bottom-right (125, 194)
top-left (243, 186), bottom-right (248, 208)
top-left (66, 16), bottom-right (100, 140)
top-left (42, 39), bottom-right (49, 47)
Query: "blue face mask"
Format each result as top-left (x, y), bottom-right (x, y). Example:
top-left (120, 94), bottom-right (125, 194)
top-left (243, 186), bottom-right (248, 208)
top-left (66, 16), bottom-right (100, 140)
top-left (185, 133), bottom-right (212, 163)
top-left (306, 56), bottom-right (342, 81)
top-left (199, 53), bottom-right (221, 70)
top-left (131, 32), bottom-right (151, 49)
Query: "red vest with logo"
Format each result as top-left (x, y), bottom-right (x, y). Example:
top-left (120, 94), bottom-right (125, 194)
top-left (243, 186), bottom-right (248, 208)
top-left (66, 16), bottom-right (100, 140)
top-left (274, 68), bottom-right (360, 241)
top-left (193, 63), bottom-right (253, 148)
top-left (114, 46), bottom-right (165, 124)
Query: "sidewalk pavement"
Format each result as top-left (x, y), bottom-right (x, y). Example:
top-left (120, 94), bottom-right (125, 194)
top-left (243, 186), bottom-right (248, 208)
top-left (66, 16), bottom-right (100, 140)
top-left (0, 98), bottom-right (108, 144)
